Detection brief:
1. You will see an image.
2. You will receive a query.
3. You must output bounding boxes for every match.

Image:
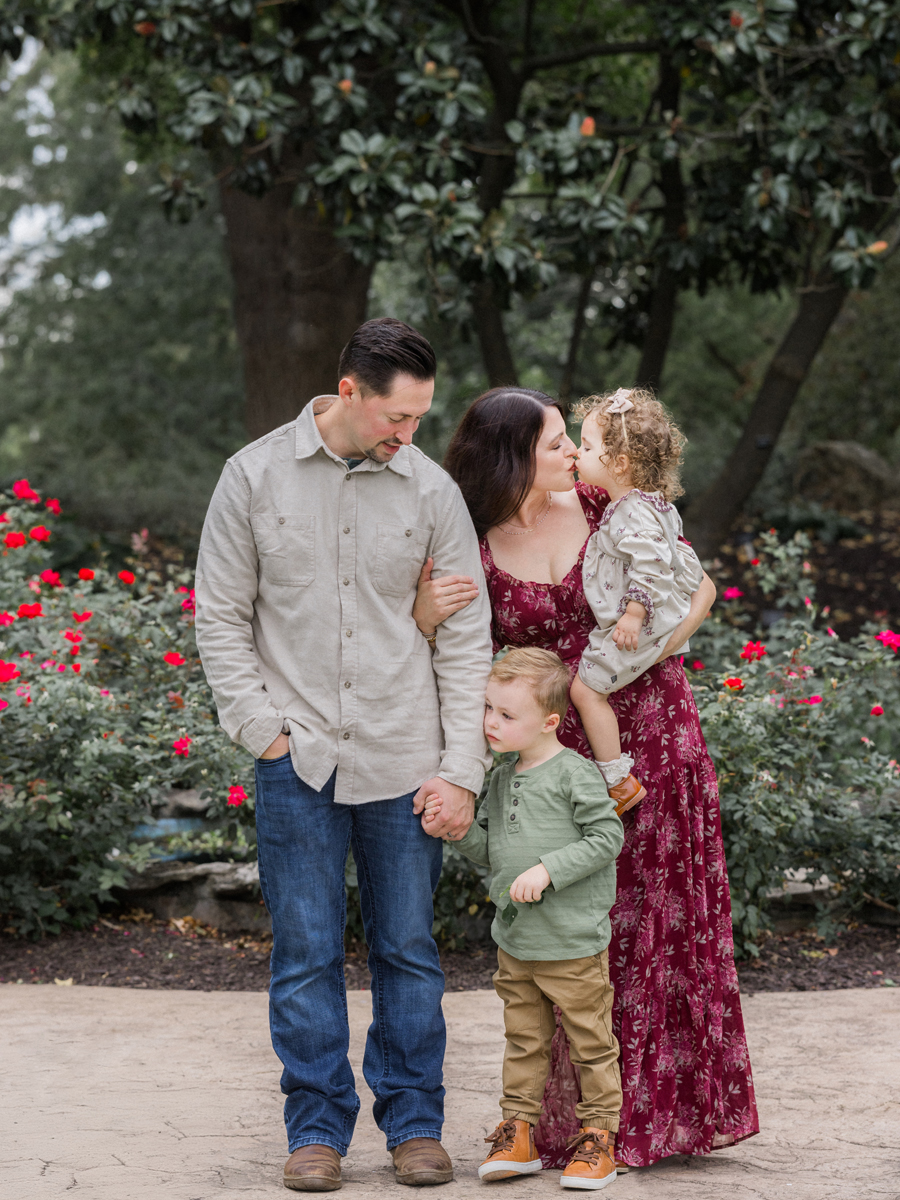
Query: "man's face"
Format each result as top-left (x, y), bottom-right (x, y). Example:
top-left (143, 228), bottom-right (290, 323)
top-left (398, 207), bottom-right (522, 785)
top-left (340, 372), bottom-right (434, 463)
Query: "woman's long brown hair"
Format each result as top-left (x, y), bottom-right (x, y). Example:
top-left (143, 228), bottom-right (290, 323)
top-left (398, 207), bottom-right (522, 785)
top-left (443, 387), bottom-right (564, 540)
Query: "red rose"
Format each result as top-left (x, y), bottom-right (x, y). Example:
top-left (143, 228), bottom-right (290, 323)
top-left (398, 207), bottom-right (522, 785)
top-left (30, 525), bottom-right (51, 542)
top-left (63, 630), bottom-right (83, 644)
top-left (172, 736), bottom-right (192, 757)
top-left (118, 570), bottom-right (135, 585)
top-left (45, 498), bottom-right (62, 515)
top-left (72, 610), bottom-right (93, 623)
top-left (724, 677), bottom-right (745, 691)
top-left (0, 698), bottom-right (8, 712)
top-left (78, 568), bottom-right (95, 581)
top-left (730, 11), bottom-right (744, 28)
top-left (164, 651), bottom-right (187, 666)
top-left (17, 603), bottom-right (43, 619)
top-left (4, 531), bottom-right (26, 549)
top-left (0, 661), bottom-right (21, 683)
top-left (134, 20), bottom-right (157, 35)
top-left (723, 586), bottom-right (743, 601)
top-left (40, 569), bottom-right (62, 588)
top-left (0, 611), bottom-right (15, 626)
top-left (227, 785), bottom-right (247, 807)
top-left (12, 479), bottom-right (39, 502)
top-left (580, 116), bottom-right (596, 137)
top-left (740, 640), bottom-right (767, 662)
top-left (871, 705), bottom-right (884, 716)
top-left (72, 663), bottom-right (82, 674)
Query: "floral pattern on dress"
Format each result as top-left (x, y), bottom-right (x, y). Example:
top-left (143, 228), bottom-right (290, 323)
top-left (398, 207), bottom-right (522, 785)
top-left (480, 483), bottom-right (759, 1168)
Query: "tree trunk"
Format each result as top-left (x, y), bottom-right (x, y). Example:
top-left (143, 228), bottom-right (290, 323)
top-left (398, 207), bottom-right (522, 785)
top-left (682, 271), bottom-right (847, 558)
top-left (218, 177), bottom-right (372, 440)
top-left (472, 278), bottom-right (519, 386)
top-left (635, 54), bottom-right (685, 392)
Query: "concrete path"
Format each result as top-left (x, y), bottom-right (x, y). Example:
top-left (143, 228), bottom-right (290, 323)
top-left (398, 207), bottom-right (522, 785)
top-left (1, 986), bottom-right (898, 1200)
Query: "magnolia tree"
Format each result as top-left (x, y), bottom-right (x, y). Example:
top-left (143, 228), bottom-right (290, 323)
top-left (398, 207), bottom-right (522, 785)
top-left (0, 479), bottom-right (253, 936)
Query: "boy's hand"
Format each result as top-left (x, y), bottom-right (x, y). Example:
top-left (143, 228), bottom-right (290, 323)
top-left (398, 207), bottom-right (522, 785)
top-left (509, 863), bottom-right (551, 903)
top-left (612, 602), bottom-right (645, 651)
top-left (422, 793), bottom-right (443, 826)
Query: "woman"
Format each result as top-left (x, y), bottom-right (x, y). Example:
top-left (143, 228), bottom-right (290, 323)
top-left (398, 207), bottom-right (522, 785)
top-left (413, 387), bottom-right (759, 1169)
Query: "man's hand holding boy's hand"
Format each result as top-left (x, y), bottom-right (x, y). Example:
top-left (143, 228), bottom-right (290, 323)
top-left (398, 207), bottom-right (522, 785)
top-left (413, 777), bottom-right (474, 840)
top-left (509, 863), bottom-right (551, 903)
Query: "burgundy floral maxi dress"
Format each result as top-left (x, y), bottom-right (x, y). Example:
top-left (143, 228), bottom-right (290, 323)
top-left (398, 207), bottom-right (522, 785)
top-left (482, 484), bottom-right (759, 1168)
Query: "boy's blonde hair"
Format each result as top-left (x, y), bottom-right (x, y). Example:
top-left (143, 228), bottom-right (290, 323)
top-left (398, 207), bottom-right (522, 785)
top-left (489, 648), bottom-right (571, 720)
top-left (574, 387), bottom-right (686, 501)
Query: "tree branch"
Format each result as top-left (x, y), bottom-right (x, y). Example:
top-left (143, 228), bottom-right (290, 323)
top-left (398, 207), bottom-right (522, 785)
top-left (522, 39), bottom-right (663, 74)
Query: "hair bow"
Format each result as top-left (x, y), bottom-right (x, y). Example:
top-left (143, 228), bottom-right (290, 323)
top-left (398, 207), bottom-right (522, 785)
top-left (606, 388), bottom-right (634, 414)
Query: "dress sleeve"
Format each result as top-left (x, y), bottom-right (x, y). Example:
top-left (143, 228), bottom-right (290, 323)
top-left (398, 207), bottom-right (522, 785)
top-left (575, 482), bottom-right (610, 531)
top-left (610, 500), bottom-right (676, 627)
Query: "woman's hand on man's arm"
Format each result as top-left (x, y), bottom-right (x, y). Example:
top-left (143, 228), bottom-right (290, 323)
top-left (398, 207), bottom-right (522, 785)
top-left (412, 556), bottom-right (480, 637)
top-left (656, 572), bottom-right (716, 663)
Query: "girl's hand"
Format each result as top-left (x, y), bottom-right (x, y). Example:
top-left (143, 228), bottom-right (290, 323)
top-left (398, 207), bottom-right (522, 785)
top-left (422, 793), bottom-right (443, 825)
top-left (412, 557), bottom-right (479, 637)
top-left (612, 608), bottom-right (643, 651)
top-left (509, 863), bottom-right (551, 903)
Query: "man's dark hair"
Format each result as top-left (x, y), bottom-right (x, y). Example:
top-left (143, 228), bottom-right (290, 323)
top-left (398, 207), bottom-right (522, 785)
top-left (338, 317), bottom-right (436, 397)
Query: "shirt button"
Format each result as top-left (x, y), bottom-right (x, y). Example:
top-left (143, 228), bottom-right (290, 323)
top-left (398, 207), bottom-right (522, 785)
top-left (513, 798), bottom-right (518, 806)
top-left (513, 782), bottom-right (520, 788)
top-left (342, 732), bottom-right (350, 740)
top-left (278, 517), bottom-right (285, 525)
top-left (345, 474), bottom-right (352, 481)
top-left (342, 578), bottom-right (350, 586)
top-left (345, 629), bottom-right (352, 638)
top-left (509, 813), bottom-right (517, 821)
top-left (344, 681), bottom-right (351, 689)
top-left (343, 526), bottom-right (350, 534)
top-left (405, 529), bottom-right (412, 537)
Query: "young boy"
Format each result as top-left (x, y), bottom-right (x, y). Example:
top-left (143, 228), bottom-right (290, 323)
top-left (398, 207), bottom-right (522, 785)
top-left (424, 648), bottom-right (624, 1189)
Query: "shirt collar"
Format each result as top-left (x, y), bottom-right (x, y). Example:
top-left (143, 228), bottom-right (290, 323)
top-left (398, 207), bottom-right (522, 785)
top-left (294, 396), bottom-right (412, 477)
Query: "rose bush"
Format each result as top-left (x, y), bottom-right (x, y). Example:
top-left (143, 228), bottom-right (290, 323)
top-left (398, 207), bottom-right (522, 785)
top-left (690, 530), bottom-right (900, 955)
top-left (0, 481), bottom-right (252, 936)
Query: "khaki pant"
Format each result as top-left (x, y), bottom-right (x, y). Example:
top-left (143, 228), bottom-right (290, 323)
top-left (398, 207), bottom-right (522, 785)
top-left (493, 946), bottom-right (622, 1132)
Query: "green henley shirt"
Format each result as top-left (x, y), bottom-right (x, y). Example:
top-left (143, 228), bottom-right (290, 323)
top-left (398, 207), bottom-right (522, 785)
top-left (455, 748), bottom-right (623, 962)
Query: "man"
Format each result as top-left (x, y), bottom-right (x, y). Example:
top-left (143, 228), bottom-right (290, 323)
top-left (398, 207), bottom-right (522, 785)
top-left (195, 318), bottom-right (492, 1192)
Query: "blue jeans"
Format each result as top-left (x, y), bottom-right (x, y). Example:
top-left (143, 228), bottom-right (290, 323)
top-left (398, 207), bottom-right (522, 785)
top-left (254, 756), bottom-right (446, 1155)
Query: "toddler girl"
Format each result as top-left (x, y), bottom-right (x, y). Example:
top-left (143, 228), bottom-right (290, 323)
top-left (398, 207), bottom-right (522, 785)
top-left (569, 388), bottom-right (704, 814)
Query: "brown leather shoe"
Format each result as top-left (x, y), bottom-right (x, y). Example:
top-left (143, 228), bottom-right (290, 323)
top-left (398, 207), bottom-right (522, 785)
top-left (478, 1118), bottom-right (542, 1182)
top-left (283, 1145), bottom-right (342, 1191)
top-left (560, 1128), bottom-right (617, 1190)
top-left (391, 1137), bottom-right (453, 1186)
top-left (607, 773), bottom-right (646, 818)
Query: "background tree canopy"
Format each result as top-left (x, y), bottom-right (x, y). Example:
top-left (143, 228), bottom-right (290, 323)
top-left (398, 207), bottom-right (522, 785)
top-left (1, 1), bottom-right (900, 555)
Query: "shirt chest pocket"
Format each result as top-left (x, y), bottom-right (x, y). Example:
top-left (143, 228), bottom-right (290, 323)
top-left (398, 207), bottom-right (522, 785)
top-left (251, 514), bottom-right (316, 587)
top-left (373, 523), bottom-right (431, 598)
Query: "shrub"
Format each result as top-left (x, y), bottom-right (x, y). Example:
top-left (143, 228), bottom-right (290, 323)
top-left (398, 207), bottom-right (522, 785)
top-left (690, 530), bottom-right (900, 955)
top-left (0, 482), bottom-right (252, 936)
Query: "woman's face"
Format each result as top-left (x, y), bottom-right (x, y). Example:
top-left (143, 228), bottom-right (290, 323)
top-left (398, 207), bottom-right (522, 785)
top-left (530, 406), bottom-right (579, 494)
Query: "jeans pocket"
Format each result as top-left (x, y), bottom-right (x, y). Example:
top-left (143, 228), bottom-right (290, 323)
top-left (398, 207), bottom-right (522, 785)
top-left (257, 751), bottom-right (292, 766)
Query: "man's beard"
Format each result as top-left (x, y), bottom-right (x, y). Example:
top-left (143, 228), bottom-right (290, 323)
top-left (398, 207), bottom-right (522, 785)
top-left (365, 441), bottom-right (402, 463)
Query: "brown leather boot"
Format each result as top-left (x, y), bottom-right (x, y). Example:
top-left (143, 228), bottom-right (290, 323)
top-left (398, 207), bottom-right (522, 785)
top-left (607, 774), bottom-right (646, 817)
top-left (478, 1119), bottom-right (542, 1182)
top-left (560, 1128), bottom-right (617, 1190)
top-left (283, 1144), bottom-right (342, 1191)
top-left (391, 1137), bottom-right (453, 1186)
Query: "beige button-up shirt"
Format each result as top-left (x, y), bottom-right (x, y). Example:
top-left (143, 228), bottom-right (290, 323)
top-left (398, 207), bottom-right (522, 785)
top-left (195, 397), bottom-right (493, 805)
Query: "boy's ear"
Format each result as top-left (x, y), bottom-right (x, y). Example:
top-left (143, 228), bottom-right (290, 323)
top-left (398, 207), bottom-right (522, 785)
top-left (544, 712), bottom-right (560, 732)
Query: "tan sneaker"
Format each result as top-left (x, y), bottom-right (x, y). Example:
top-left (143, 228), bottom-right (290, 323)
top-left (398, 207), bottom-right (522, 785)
top-left (391, 1137), bottom-right (454, 1186)
top-left (283, 1144), bottom-right (342, 1191)
top-left (607, 774), bottom-right (646, 817)
top-left (478, 1119), bottom-right (542, 1182)
top-left (560, 1127), bottom-right (617, 1190)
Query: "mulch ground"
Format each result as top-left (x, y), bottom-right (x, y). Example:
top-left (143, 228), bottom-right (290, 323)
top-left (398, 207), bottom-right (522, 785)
top-left (1, 910), bottom-right (897, 994)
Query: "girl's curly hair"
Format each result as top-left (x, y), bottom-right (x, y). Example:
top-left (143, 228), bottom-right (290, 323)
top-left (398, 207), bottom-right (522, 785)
top-left (574, 387), bottom-right (686, 501)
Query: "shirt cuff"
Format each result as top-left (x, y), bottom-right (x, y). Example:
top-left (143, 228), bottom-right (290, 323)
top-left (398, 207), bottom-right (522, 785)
top-left (438, 750), bottom-right (488, 796)
top-left (539, 849), bottom-right (578, 894)
top-left (240, 709), bottom-right (285, 760)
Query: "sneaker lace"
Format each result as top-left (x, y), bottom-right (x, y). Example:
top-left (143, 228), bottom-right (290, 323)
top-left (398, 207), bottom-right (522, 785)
top-left (565, 1129), bottom-right (610, 1166)
top-left (484, 1120), bottom-right (518, 1158)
